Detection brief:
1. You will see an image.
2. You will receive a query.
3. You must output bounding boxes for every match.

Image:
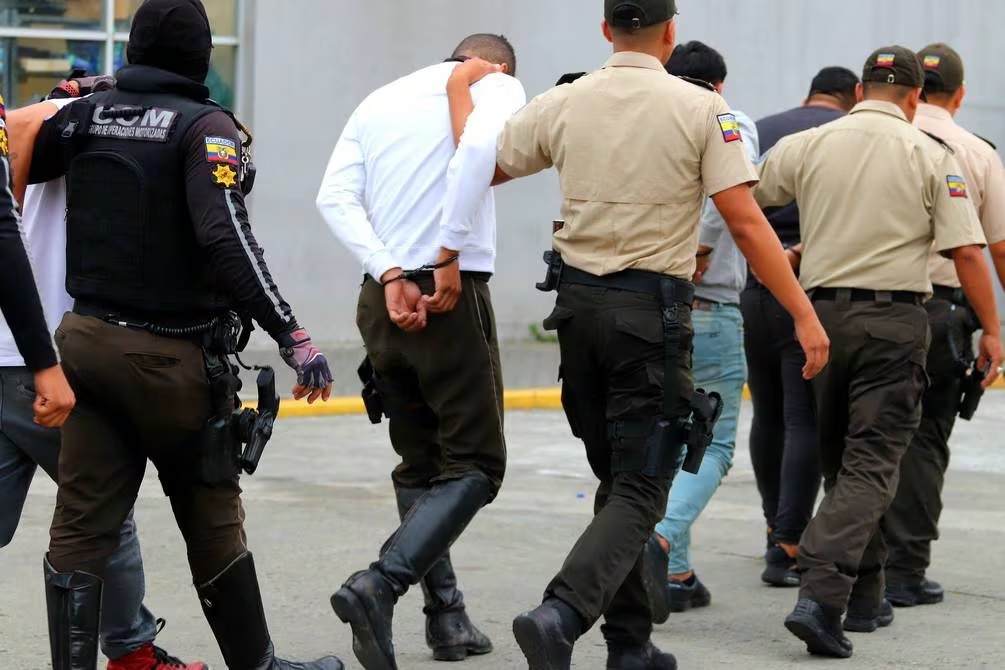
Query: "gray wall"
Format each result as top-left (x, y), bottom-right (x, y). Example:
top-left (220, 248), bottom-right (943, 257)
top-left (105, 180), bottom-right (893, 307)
top-left (246, 0), bottom-right (1005, 348)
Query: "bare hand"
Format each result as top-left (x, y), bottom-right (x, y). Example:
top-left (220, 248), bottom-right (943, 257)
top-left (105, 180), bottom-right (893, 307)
top-left (425, 249), bottom-right (462, 314)
top-left (977, 333), bottom-right (1004, 389)
top-left (693, 251), bottom-right (712, 283)
top-left (448, 57), bottom-right (503, 87)
top-left (383, 273), bottom-right (428, 333)
top-left (793, 313), bottom-right (830, 380)
top-left (32, 365), bottom-right (75, 427)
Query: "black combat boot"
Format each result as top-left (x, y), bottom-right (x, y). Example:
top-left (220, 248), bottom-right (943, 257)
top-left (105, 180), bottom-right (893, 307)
top-left (331, 472), bottom-right (492, 670)
top-left (393, 486), bottom-right (493, 661)
top-left (843, 599), bottom-right (894, 633)
top-left (197, 552), bottom-right (344, 670)
top-left (886, 578), bottom-right (944, 607)
top-left (44, 556), bottom-right (102, 670)
top-left (784, 598), bottom-right (853, 659)
top-left (512, 598), bottom-right (583, 670)
top-left (606, 641), bottom-right (677, 670)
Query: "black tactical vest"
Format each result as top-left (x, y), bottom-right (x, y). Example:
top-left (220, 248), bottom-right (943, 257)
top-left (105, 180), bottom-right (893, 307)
top-left (60, 75), bottom-right (232, 321)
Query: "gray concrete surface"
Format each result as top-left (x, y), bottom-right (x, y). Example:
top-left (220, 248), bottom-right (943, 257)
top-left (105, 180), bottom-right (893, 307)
top-left (2, 395), bottom-right (1004, 669)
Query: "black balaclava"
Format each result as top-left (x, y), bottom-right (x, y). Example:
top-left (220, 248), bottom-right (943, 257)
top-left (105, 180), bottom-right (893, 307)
top-left (126, 0), bottom-right (213, 83)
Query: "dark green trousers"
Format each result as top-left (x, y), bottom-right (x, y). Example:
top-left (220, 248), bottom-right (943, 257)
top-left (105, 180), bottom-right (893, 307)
top-left (356, 274), bottom-right (506, 497)
top-left (48, 313), bottom-right (247, 584)
top-left (884, 298), bottom-right (968, 586)
top-left (541, 283), bottom-right (694, 646)
top-left (799, 297), bottom-right (929, 611)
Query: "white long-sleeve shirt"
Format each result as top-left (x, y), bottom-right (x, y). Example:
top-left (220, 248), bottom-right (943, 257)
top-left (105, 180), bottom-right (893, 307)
top-left (317, 62), bottom-right (527, 280)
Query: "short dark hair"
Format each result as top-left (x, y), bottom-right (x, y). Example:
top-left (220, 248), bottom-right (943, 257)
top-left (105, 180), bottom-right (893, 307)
top-left (808, 66), bottom-right (859, 99)
top-left (452, 33), bottom-right (517, 76)
top-left (665, 40), bottom-right (727, 86)
top-left (862, 80), bottom-right (914, 102)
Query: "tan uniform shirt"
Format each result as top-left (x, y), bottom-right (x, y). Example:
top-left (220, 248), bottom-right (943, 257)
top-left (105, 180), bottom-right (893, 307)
top-left (496, 51), bottom-right (758, 279)
top-left (915, 103), bottom-right (1005, 288)
top-left (755, 100), bottom-right (985, 295)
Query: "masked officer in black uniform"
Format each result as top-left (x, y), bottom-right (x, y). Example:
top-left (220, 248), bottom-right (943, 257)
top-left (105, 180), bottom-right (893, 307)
top-left (26, 2), bottom-right (341, 669)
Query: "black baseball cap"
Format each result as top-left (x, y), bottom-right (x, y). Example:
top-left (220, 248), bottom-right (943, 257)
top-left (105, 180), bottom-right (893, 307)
top-left (605, 0), bottom-right (677, 29)
top-left (862, 46), bottom-right (924, 88)
top-left (918, 43), bottom-right (965, 92)
top-left (808, 66), bottom-right (859, 97)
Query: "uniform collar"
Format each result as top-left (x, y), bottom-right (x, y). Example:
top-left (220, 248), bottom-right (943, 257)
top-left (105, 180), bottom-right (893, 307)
top-left (604, 51), bottom-right (666, 71)
top-left (115, 65), bottom-right (210, 101)
top-left (916, 102), bottom-right (954, 122)
top-left (849, 99), bottom-right (909, 122)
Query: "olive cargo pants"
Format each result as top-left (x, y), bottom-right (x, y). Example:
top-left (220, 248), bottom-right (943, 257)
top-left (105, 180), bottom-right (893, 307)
top-left (799, 296), bottom-right (929, 611)
top-left (356, 274), bottom-right (506, 497)
top-left (542, 283), bottom-right (694, 646)
top-left (48, 313), bottom-right (247, 585)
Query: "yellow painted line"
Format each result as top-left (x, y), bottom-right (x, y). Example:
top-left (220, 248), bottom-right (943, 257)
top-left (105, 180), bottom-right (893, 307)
top-left (278, 377), bottom-right (1005, 418)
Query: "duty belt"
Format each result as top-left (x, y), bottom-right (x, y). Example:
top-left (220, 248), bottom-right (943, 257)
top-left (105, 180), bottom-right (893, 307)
top-left (72, 300), bottom-right (222, 338)
top-left (560, 266), bottom-right (696, 306)
top-left (932, 284), bottom-right (968, 306)
top-left (810, 287), bottom-right (923, 305)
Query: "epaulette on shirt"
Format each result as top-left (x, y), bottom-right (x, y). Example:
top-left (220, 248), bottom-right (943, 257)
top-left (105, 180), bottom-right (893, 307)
top-left (555, 72), bottom-right (587, 86)
top-left (921, 130), bottom-right (955, 154)
top-left (677, 75), bottom-right (716, 92)
top-left (975, 133), bottom-right (997, 150)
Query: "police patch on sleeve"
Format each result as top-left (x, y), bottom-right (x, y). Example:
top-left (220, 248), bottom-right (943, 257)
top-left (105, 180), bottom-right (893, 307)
top-left (717, 113), bottom-right (742, 143)
top-left (947, 175), bottom-right (968, 199)
top-left (212, 164), bottom-right (238, 189)
top-left (205, 136), bottom-right (239, 165)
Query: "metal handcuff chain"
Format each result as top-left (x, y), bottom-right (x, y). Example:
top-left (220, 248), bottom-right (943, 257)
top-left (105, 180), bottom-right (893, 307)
top-left (382, 255), bottom-right (460, 284)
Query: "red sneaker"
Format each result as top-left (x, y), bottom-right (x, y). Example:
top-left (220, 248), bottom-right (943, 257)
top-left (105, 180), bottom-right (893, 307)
top-left (106, 643), bottom-right (209, 670)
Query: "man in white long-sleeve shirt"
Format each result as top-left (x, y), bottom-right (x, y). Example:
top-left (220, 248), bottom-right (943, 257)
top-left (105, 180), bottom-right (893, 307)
top-left (316, 34), bottom-right (526, 670)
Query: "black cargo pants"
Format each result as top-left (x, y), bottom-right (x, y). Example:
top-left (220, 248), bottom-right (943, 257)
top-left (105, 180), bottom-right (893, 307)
top-left (541, 282), bottom-right (694, 646)
top-left (48, 313), bottom-right (248, 585)
top-left (884, 296), bottom-right (972, 586)
top-left (799, 293), bottom-right (929, 612)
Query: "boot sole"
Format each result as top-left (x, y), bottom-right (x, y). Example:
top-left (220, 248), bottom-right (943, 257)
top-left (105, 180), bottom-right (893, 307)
top-left (432, 643), bottom-right (493, 662)
top-left (843, 617), bottom-right (878, 634)
top-left (887, 592), bottom-right (944, 608)
top-left (785, 615), bottom-right (853, 658)
top-left (513, 615), bottom-right (569, 670)
top-left (330, 588), bottom-right (397, 670)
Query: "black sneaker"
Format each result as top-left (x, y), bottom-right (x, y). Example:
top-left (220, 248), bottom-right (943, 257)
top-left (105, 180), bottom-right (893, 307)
top-left (784, 598), bottom-right (853, 659)
top-left (761, 546), bottom-right (800, 587)
top-left (843, 599), bottom-right (894, 633)
top-left (668, 574), bottom-right (711, 613)
top-left (886, 578), bottom-right (944, 607)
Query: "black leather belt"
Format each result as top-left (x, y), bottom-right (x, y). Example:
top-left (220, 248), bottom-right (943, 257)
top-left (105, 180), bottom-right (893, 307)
top-left (561, 266), bottom-right (695, 305)
top-left (72, 300), bottom-right (220, 333)
top-left (810, 288), bottom-right (923, 305)
top-left (364, 271), bottom-right (492, 284)
top-left (931, 284), bottom-right (966, 304)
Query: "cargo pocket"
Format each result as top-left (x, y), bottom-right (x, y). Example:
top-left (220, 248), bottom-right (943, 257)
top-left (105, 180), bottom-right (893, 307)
top-left (543, 305), bottom-right (575, 332)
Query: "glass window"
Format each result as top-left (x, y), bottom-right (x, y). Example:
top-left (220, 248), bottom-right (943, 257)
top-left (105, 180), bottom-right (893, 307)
top-left (0, 0), bottom-right (106, 31)
top-left (114, 0), bottom-right (238, 35)
top-left (0, 38), bottom-right (105, 107)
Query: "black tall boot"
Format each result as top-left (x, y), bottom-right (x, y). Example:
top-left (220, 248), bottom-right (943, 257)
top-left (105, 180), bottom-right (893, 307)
top-left (44, 556), bottom-right (102, 670)
top-left (331, 472), bottom-right (492, 670)
top-left (197, 552), bottom-right (344, 670)
top-left (393, 486), bottom-right (493, 661)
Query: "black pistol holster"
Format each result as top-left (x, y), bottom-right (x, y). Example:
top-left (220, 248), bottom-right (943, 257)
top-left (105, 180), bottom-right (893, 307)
top-left (198, 314), bottom-right (280, 483)
top-left (356, 356), bottom-right (437, 428)
top-left (537, 220), bottom-right (567, 293)
top-left (947, 301), bottom-right (984, 421)
top-left (679, 389), bottom-right (724, 474)
top-left (358, 357), bottom-right (386, 425)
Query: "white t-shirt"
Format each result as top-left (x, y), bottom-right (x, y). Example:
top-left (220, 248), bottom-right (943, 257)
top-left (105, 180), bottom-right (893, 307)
top-left (0, 98), bottom-right (75, 367)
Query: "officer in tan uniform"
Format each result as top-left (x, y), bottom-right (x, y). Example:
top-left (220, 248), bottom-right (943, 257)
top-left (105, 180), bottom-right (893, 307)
top-left (756, 45), bottom-right (1004, 659)
top-left (883, 43), bottom-right (1005, 608)
top-left (446, 1), bottom-right (829, 668)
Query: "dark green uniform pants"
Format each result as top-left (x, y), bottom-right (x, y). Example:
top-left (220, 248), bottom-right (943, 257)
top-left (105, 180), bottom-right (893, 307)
top-left (799, 296), bottom-right (929, 611)
top-left (542, 283), bottom-right (693, 646)
top-left (884, 297), bottom-right (968, 585)
top-left (356, 274), bottom-right (506, 497)
top-left (48, 313), bottom-right (247, 584)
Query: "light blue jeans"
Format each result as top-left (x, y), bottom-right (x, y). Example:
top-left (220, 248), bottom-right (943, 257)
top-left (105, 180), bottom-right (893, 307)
top-left (655, 304), bottom-right (747, 575)
top-left (0, 367), bottom-right (158, 659)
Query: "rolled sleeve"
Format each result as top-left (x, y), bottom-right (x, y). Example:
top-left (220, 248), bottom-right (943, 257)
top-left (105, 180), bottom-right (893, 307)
top-left (932, 153), bottom-right (986, 256)
top-left (701, 97), bottom-right (758, 197)
top-left (496, 88), bottom-right (560, 179)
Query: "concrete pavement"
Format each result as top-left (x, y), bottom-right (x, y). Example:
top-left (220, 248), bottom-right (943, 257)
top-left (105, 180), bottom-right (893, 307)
top-left (2, 397), bottom-right (1004, 669)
